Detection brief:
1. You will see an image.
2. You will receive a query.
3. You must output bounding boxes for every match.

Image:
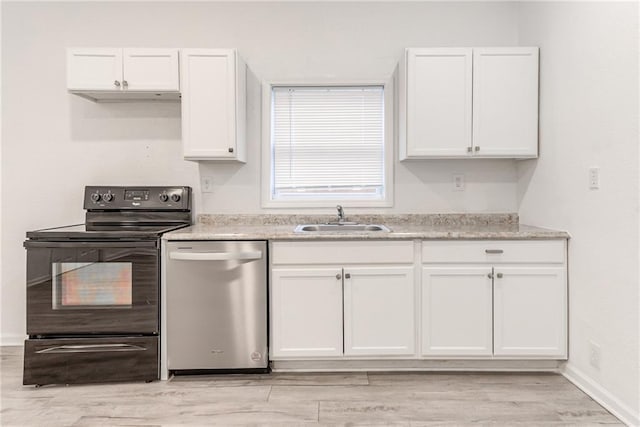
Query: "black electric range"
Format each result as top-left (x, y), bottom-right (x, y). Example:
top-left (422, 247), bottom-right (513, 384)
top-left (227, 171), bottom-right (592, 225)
top-left (23, 186), bottom-right (192, 386)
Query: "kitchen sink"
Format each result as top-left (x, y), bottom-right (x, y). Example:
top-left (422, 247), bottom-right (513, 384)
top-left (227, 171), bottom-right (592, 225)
top-left (294, 223), bottom-right (391, 233)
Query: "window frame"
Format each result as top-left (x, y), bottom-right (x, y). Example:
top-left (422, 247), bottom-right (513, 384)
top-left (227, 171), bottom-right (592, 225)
top-left (261, 79), bottom-right (394, 208)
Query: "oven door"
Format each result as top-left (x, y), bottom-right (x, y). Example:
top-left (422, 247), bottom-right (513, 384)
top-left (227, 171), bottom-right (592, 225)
top-left (25, 240), bottom-right (159, 335)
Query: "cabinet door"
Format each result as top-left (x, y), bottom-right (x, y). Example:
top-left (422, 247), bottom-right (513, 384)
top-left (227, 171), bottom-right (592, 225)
top-left (67, 48), bottom-right (123, 91)
top-left (422, 267), bottom-right (493, 356)
top-left (494, 267), bottom-right (567, 358)
top-left (403, 48), bottom-right (473, 158)
top-left (122, 48), bottom-right (179, 91)
top-left (344, 266), bottom-right (415, 356)
top-left (472, 47), bottom-right (539, 158)
top-left (271, 267), bottom-right (343, 358)
top-left (181, 49), bottom-right (245, 161)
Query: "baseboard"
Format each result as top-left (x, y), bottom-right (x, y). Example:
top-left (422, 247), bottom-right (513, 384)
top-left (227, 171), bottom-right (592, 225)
top-left (272, 359), bottom-right (563, 372)
top-left (0, 334), bottom-right (24, 346)
top-left (563, 363), bottom-right (639, 426)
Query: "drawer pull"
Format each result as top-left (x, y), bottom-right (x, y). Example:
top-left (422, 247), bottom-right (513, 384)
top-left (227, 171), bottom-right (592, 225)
top-left (485, 249), bottom-right (504, 254)
top-left (496, 272), bottom-right (503, 279)
top-left (36, 344), bottom-right (147, 354)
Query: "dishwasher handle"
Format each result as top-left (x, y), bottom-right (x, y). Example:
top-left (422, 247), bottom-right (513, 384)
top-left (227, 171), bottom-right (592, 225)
top-left (169, 250), bottom-right (263, 262)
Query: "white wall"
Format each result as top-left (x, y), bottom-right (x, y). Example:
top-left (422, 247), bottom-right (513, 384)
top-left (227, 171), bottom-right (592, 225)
top-left (1, 1), bottom-right (521, 344)
top-left (517, 2), bottom-right (639, 423)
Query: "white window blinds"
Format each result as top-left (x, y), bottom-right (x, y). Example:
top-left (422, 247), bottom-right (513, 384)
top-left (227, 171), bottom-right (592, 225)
top-left (271, 86), bottom-right (385, 200)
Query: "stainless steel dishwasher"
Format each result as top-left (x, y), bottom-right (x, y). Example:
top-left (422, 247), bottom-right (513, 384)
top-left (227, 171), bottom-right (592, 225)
top-left (166, 241), bottom-right (268, 372)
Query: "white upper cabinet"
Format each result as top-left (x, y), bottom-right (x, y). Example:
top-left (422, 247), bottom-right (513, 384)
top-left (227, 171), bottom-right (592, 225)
top-left (399, 47), bottom-right (539, 159)
top-left (67, 48), bottom-right (180, 101)
top-left (472, 48), bottom-right (539, 158)
top-left (121, 49), bottom-right (180, 91)
top-left (180, 49), bottom-right (246, 162)
top-left (400, 48), bottom-right (473, 158)
top-left (67, 48), bottom-right (123, 91)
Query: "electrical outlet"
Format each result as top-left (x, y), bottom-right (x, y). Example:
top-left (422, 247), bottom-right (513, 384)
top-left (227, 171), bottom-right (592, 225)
top-left (589, 341), bottom-right (601, 370)
top-left (201, 176), bottom-right (214, 193)
top-left (453, 174), bottom-right (465, 191)
top-left (589, 167), bottom-right (600, 190)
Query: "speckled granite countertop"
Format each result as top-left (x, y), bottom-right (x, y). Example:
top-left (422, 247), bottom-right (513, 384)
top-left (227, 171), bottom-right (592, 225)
top-left (163, 214), bottom-right (569, 241)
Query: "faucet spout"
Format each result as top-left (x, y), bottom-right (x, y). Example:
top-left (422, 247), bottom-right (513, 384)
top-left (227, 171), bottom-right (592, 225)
top-left (336, 205), bottom-right (345, 223)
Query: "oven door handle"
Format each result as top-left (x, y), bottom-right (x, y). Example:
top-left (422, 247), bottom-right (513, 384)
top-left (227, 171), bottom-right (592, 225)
top-left (35, 344), bottom-right (147, 354)
top-left (169, 251), bottom-right (263, 262)
top-left (24, 241), bottom-right (157, 249)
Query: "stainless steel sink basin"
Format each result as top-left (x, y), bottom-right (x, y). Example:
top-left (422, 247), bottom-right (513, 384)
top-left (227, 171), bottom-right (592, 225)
top-left (294, 223), bottom-right (391, 233)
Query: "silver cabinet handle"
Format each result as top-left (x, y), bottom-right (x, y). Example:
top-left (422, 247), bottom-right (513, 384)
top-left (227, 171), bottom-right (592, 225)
top-left (485, 249), bottom-right (504, 254)
top-left (475, 146), bottom-right (480, 152)
top-left (122, 80), bottom-right (128, 87)
top-left (467, 146), bottom-right (472, 153)
top-left (114, 80), bottom-right (121, 87)
top-left (487, 273), bottom-right (493, 279)
top-left (336, 273), bottom-right (342, 280)
top-left (496, 272), bottom-right (503, 279)
top-left (36, 344), bottom-right (146, 354)
top-left (228, 147), bottom-right (234, 153)
top-left (169, 251), bottom-right (262, 261)
top-left (345, 273), bottom-right (351, 279)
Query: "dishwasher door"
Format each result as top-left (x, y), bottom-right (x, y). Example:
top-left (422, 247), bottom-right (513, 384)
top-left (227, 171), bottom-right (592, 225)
top-left (166, 241), bottom-right (268, 371)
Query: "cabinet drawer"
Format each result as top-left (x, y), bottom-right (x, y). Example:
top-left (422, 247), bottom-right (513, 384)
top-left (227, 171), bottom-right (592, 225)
top-left (23, 336), bottom-right (158, 385)
top-left (422, 240), bottom-right (565, 264)
top-left (272, 241), bottom-right (414, 265)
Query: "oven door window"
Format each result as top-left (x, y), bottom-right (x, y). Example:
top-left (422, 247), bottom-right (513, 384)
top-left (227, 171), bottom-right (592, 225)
top-left (53, 262), bottom-right (132, 309)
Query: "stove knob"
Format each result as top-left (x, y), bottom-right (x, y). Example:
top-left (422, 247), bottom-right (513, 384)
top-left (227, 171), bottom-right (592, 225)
top-left (159, 193), bottom-right (169, 202)
top-left (103, 193), bottom-right (114, 202)
top-left (171, 194), bottom-right (181, 202)
top-left (90, 193), bottom-right (101, 202)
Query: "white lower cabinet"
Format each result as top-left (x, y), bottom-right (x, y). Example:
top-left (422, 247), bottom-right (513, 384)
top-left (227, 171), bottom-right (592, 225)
top-left (421, 267), bottom-right (493, 356)
top-left (270, 239), bottom-right (568, 363)
top-left (421, 240), bottom-right (568, 359)
top-left (344, 267), bottom-right (415, 356)
top-left (271, 268), bottom-right (343, 358)
top-left (270, 241), bottom-right (416, 359)
top-left (493, 267), bottom-right (567, 357)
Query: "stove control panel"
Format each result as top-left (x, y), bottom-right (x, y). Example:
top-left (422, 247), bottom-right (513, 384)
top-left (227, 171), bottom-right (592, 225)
top-left (84, 186), bottom-right (191, 210)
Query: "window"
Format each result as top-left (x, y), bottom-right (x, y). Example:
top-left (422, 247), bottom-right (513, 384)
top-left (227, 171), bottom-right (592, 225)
top-left (263, 83), bottom-right (393, 207)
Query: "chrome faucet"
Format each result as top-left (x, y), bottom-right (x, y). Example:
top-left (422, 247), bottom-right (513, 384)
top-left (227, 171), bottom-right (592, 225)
top-left (336, 205), bottom-right (345, 223)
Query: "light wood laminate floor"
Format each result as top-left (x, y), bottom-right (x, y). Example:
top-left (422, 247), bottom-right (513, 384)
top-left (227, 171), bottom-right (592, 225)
top-left (1, 346), bottom-right (621, 426)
